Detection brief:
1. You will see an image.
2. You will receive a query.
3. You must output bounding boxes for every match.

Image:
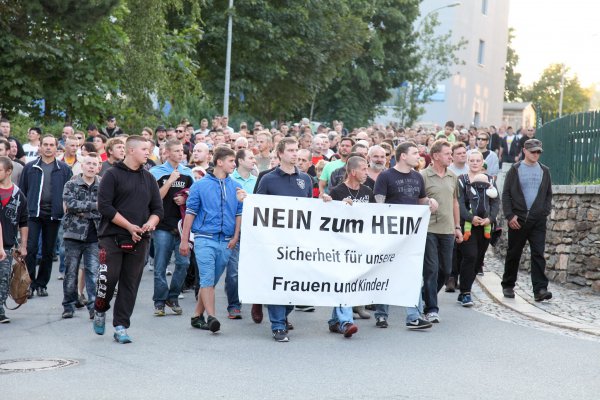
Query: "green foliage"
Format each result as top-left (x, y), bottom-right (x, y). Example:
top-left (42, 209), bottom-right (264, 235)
top-left (0, 0), bottom-right (203, 132)
top-left (522, 64), bottom-right (592, 115)
top-left (197, 0), bottom-right (369, 122)
top-left (504, 27), bottom-right (522, 102)
top-left (394, 12), bottom-right (467, 126)
top-left (312, 0), bottom-right (421, 129)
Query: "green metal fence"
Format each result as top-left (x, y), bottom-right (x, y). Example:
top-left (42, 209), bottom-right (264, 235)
top-left (535, 110), bottom-right (600, 184)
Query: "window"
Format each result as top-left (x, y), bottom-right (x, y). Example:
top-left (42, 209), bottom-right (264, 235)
top-left (477, 40), bottom-right (485, 65)
top-left (482, 0), bottom-right (488, 15)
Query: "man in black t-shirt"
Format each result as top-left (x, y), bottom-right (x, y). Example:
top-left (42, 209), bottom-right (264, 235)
top-left (373, 141), bottom-right (437, 330)
top-left (329, 156), bottom-right (375, 327)
top-left (149, 140), bottom-right (195, 316)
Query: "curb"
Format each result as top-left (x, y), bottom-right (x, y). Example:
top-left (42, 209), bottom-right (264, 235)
top-left (476, 272), bottom-right (600, 337)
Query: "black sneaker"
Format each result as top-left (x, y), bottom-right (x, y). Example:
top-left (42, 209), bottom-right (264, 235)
top-left (375, 317), bottom-right (388, 328)
top-left (295, 305), bottom-right (315, 312)
top-left (206, 315), bottom-right (221, 332)
top-left (285, 319), bottom-right (294, 331)
top-left (191, 315), bottom-right (208, 330)
top-left (0, 315), bottom-right (10, 323)
top-left (38, 288), bottom-right (48, 297)
top-left (272, 329), bottom-right (289, 342)
top-left (457, 293), bottom-right (464, 303)
top-left (406, 318), bottom-right (432, 330)
top-left (62, 310), bottom-right (74, 319)
top-left (503, 287), bottom-right (515, 298)
top-left (534, 288), bottom-right (552, 302)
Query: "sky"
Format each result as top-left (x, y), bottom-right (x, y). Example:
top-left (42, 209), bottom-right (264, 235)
top-left (508, 0), bottom-right (600, 88)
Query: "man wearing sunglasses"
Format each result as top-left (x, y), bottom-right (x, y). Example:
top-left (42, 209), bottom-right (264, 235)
top-left (501, 139), bottom-right (553, 302)
top-left (475, 132), bottom-right (499, 177)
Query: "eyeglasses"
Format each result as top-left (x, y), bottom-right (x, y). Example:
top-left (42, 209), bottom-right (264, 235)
top-left (530, 150), bottom-right (542, 154)
top-left (476, 138), bottom-right (488, 141)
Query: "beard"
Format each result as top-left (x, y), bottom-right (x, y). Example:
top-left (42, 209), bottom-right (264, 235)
top-left (370, 161), bottom-right (386, 171)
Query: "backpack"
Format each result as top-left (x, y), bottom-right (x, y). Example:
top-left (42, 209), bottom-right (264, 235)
top-left (6, 250), bottom-right (31, 310)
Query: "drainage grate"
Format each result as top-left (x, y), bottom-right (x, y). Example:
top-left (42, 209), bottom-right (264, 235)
top-left (0, 358), bottom-right (79, 373)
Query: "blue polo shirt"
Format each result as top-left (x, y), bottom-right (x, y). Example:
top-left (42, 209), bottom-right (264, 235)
top-left (231, 168), bottom-right (257, 193)
top-left (256, 166), bottom-right (313, 198)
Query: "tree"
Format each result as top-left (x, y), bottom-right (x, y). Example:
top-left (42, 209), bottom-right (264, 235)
top-left (311, 0), bottom-right (421, 129)
top-left (522, 64), bottom-right (592, 115)
top-left (394, 12), bottom-right (467, 126)
top-left (196, 0), bottom-right (369, 122)
top-left (0, 0), bottom-right (124, 121)
top-left (504, 27), bottom-right (522, 102)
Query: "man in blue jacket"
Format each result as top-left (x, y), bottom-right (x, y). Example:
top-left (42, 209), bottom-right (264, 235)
top-left (20, 134), bottom-right (72, 297)
top-left (180, 146), bottom-right (242, 334)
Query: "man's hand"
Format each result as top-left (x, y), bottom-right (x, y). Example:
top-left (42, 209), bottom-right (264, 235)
top-left (454, 228), bottom-right (463, 244)
top-left (179, 241), bottom-right (190, 256)
top-left (0, 248), bottom-right (6, 261)
top-left (18, 244), bottom-right (27, 257)
top-left (321, 193), bottom-right (332, 202)
top-left (508, 215), bottom-right (521, 230)
top-left (173, 195), bottom-right (186, 206)
top-left (128, 224), bottom-right (144, 242)
top-left (342, 197), bottom-right (353, 206)
top-left (236, 188), bottom-right (248, 202)
top-left (227, 236), bottom-right (239, 249)
top-left (428, 198), bottom-right (439, 213)
top-left (167, 169), bottom-right (181, 183)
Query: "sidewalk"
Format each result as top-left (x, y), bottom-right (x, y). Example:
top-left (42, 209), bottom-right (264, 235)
top-left (476, 247), bottom-right (600, 337)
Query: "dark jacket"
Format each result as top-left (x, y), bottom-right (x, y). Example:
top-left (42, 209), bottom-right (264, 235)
top-left (19, 157), bottom-right (73, 219)
top-left (502, 161), bottom-right (552, 222)
top-left (62, 175), bottom-right (102, 241)
top-left (457, 174), bottom-right (499, 225)
top-left (0, 185), bottom-right (28, 248)
top-left (501, 135), bottom-right (521, 163)
top-left (97, 161), bottom-right (164, 238)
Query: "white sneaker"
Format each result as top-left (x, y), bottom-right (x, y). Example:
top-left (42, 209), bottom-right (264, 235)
top-left (178, 293), bottom-right (184, 299)
top-left (425, 312), bottom-right (440, 323)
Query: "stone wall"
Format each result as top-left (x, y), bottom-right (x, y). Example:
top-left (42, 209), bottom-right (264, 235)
top-left (494, 185), bottom-right (600, 293)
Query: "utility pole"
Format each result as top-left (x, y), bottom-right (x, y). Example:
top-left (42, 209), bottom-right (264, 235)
top-left (223, 0), bottom-right (234, 117)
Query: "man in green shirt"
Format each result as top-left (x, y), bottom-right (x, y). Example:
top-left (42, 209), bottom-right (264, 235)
top-left (318, 137), bottom-right (354, 195)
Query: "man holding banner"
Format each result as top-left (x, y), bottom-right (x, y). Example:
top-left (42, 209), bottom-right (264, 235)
top-left (254, 137), bottom-right (313, 342)
top-left (373, 141), bottom-right (436, 330)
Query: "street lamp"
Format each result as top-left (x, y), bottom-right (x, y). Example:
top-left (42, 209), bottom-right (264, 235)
top-left (422, 2), bottom-right (461, 21)
top-left (223, 0), bottom-right (234, 118)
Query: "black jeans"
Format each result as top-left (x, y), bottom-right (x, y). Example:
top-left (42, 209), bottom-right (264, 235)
top-left (25, 217), bottom-right (61, 290)
top-left (459, 226), bottom-right (489, 293)
top-left (502, 217), bottom-right (549, 293)
top-left (95, 236), bottom-right (149, 328)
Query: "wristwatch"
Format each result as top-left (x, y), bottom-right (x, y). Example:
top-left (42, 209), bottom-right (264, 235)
top-left (455, 226), bottom-right (461, 230)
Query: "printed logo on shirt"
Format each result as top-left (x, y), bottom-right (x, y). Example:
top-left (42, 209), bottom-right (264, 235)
top-left (296, 178), bottom-right (306, 190)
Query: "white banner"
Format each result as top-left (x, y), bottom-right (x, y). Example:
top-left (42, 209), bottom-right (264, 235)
top-left (238, 194), bottom-right (431, 307)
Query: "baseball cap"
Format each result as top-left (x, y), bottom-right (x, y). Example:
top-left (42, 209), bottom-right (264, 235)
top-left (524, 139), bottom-right (543, 152)
top-left (155, 125), bottom-right (166, 132)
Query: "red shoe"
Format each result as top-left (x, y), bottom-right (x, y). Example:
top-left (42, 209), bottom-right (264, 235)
top-left (342, 323), bottom-right (358, 338)
top-left (251, 304), bottom-right (263, 324)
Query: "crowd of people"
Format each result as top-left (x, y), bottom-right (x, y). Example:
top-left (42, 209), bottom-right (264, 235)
top-left (0, 114), bottom-right (553, 343)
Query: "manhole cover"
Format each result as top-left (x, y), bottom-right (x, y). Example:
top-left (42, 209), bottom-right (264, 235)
top-left (0, 358), bottom-right (79, 373)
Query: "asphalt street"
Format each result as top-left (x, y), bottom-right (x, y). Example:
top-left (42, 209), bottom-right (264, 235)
top-left (2, 265), bottom-right (600, 400)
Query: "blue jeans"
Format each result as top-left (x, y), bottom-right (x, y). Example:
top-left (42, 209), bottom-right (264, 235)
top-left (374, 301), bottom-right (423, 323)
top-left (152, 230), bottom-right (189, 306)
top-left (0, 251), bottom-right (13, 315)
top-left (268, 305), bottom-right (294, 331)
top-left (422, 233), bottom-right (455, 313)
top-left (224, 243), bottom-right (240, 311)
top-left (328, 307), bottom-right (353, 329)
top-left (62, 239), bottom-right (99, 312)
top-left (194, 235), bottom-right (232, 288)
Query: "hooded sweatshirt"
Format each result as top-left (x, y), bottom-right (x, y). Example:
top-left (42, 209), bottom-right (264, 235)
top-left (97, 161), bottom-right (164, 238)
